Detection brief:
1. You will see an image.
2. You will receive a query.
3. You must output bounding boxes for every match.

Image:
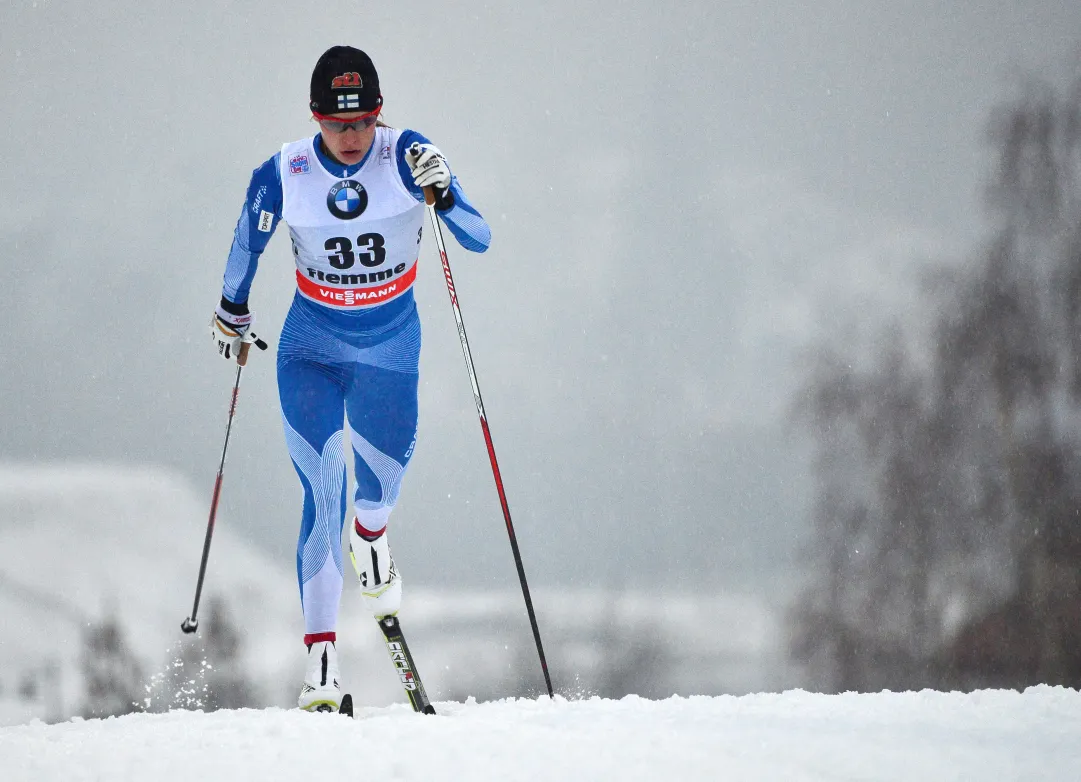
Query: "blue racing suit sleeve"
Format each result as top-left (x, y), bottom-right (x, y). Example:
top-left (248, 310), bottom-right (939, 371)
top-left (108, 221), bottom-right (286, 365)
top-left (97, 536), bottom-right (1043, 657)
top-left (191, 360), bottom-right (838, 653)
top-left (221, 153), bottom-right (284, 307)
top-left (396, 130), bottom-right (491, 253)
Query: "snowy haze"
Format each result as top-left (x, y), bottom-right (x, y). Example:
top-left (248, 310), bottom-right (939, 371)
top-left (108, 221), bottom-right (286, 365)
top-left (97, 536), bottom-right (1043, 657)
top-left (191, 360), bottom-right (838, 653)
top-left (3, 4), bottom-right (1081, 605)
top-left (5, 688), bottom-right (1081, 781)
top-left (0, 467), bottom-right (791, 723)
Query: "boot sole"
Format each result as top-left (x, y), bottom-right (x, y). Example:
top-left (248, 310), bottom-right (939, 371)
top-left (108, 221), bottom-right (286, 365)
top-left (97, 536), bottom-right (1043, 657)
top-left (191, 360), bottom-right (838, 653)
top-left (301, 693), bottom-right (353, 717)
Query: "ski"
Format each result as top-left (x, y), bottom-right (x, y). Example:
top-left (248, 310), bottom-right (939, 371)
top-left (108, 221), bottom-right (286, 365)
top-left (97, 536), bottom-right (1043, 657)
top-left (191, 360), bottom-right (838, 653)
top-left (339, 693), bottom-right (353, 717)
top-left (377, 615), bottom-right (436, 714)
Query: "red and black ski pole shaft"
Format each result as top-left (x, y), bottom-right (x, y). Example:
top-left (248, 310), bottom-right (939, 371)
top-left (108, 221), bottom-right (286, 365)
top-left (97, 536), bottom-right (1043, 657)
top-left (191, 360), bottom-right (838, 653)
top-left (411, 143), bottom-right (554, 698)
top-left (181, 337), bottom-right (262, 634)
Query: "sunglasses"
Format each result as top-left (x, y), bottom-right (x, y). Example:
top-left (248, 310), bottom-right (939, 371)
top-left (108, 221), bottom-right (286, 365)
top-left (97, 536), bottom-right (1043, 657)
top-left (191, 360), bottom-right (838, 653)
top-left (312, 106), bottom-right (381, 133)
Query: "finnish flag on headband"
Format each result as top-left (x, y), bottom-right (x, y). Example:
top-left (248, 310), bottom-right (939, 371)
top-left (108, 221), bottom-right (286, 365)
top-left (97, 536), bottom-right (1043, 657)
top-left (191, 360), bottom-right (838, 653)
top-left (337, 93), bottom-right (360, 110)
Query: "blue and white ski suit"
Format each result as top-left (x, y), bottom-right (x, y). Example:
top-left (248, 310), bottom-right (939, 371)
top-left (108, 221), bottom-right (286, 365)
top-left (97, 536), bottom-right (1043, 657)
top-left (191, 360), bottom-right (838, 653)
top-left (220, 127), bottom-right (490, 636)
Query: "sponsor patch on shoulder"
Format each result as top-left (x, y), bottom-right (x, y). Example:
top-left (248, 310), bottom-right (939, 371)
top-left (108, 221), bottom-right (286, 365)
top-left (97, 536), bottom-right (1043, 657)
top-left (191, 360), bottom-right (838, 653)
top-left (379, 144), bottom-right (392, 165)
top-left (258, 210), bottom-right (274, 232)
top-left (289, 153), bottom-right (310, 175)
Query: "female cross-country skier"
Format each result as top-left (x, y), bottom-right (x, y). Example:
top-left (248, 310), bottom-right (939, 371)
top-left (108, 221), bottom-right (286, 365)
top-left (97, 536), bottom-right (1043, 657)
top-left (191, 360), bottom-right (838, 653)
top-left (210, 45), bottom-right (490, 711)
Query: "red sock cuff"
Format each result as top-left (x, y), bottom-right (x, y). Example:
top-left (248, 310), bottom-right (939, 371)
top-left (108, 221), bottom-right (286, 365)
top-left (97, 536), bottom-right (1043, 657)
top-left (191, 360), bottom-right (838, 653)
top-left (304, 632), bottom-right (336, 645)
top-left (353, 517), bottom-right (386, 541)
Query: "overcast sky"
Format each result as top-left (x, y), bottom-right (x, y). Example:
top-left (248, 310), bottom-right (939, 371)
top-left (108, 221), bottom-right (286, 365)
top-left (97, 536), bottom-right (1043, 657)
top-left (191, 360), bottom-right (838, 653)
top-left (2, 0), bottom-right (1079, 606)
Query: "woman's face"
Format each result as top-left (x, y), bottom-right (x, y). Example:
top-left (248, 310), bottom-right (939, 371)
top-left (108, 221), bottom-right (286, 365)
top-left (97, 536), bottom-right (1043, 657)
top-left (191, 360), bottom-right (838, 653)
top-left (317, 112), bottom-right (378, 166)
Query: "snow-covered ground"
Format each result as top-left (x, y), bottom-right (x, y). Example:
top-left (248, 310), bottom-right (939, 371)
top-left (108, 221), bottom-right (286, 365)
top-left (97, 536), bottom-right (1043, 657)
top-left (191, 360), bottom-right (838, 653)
top-left (0, 464), bottom-right (792, 724)
top-left (4, 687), bottom-right (1080, 781)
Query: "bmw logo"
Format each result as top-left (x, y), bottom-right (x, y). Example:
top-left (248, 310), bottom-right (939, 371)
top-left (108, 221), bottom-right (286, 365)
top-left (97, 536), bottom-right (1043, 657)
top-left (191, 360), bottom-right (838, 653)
top-left (327, 179), bottom-right (368, 220)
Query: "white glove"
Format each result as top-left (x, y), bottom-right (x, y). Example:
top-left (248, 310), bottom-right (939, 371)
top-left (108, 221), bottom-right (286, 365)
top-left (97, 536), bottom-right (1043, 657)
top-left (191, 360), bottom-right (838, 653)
top-left (407, 143), bottom-right (452, 191)
top-left (210, 303), bottom-right (259, 362)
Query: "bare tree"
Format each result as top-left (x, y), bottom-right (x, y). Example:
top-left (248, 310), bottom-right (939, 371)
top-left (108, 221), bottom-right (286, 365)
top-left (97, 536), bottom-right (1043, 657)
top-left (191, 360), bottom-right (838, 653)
top-left (792, 73), bottom-right (1081, 692)
top-left (81, 615), bottom-right (144, 718)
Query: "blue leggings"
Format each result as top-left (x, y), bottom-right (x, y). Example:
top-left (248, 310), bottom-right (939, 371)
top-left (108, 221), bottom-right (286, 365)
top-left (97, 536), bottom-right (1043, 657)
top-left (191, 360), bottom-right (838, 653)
top-left (276, 296), bottom-right (421, 636)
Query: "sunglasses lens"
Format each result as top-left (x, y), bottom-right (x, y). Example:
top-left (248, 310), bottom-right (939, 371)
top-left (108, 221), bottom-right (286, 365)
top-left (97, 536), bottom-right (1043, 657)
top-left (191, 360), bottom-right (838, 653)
top-left (318, 114), bottom-right (377, 132)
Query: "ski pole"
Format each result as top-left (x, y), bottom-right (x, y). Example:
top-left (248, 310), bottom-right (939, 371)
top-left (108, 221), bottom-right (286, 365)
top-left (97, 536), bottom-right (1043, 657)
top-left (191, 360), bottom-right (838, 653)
top-left (181, 339), bottom-right (259, 634)
top-left (410, 143), bottom-right (554, 697)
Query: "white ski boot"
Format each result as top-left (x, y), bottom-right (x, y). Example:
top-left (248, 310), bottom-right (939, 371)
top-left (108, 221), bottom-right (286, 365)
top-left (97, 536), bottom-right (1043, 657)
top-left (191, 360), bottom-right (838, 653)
top-left (298, 639), bottom-right (342, 712)
top-left (349, 518), bottom-right (402, 618)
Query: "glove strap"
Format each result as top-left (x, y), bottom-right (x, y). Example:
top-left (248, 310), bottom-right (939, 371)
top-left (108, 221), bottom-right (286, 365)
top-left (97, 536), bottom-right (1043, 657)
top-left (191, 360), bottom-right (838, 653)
top-left (219, 297), bottom-right (250, 317)
top-left (432, 187), bottom-right (455, 211)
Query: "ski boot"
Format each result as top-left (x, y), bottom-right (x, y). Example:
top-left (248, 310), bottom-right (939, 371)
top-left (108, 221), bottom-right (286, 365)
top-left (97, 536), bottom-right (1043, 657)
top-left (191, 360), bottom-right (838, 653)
top-left (298, 638), bottom-right (342, 712)
top-left (349, 518), bottom-right (402, 618)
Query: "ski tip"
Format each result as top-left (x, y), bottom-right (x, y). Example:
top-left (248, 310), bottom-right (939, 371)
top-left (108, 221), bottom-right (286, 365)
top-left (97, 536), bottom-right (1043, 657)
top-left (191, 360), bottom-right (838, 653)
top-left (422, 703), bottom-right (436, 715)
top-left (339, 693), bottom-right (354, 717)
